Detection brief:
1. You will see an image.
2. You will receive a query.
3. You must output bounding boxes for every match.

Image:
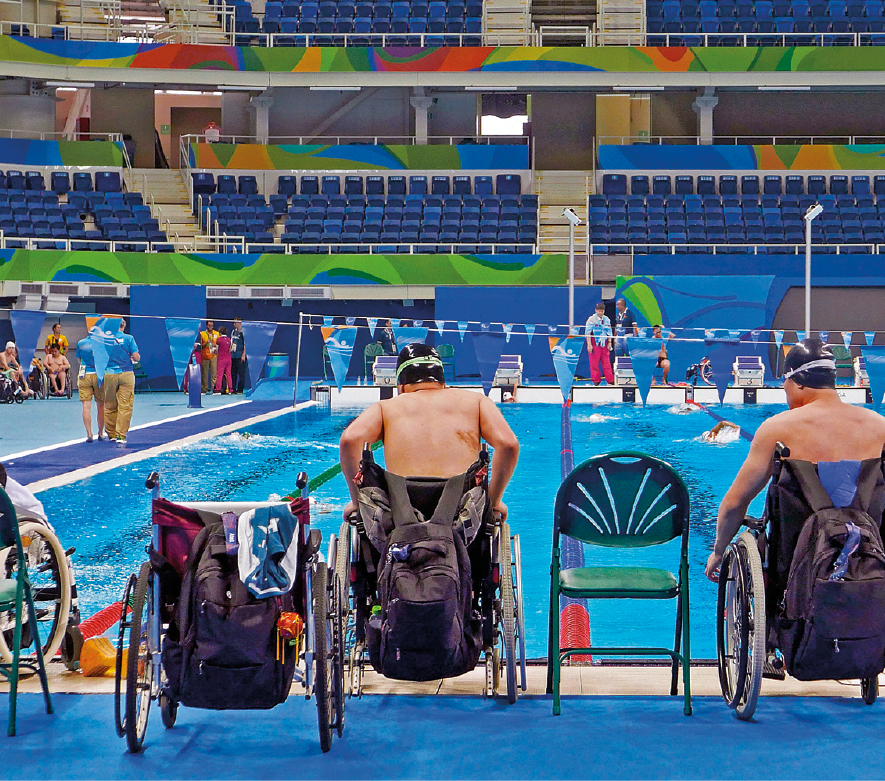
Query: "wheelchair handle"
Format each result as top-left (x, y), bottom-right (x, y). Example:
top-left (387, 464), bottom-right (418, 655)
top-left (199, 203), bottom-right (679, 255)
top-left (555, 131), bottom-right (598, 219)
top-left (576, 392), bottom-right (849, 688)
top-left (144, 472), bottom-right (159, 490)
top-left (296, 471), bottom-right (308, 493)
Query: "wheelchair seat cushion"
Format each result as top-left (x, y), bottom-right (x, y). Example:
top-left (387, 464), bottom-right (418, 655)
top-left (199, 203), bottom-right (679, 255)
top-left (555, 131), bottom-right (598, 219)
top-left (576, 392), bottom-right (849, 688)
top-left (559, 566), bottom-right (678, 598)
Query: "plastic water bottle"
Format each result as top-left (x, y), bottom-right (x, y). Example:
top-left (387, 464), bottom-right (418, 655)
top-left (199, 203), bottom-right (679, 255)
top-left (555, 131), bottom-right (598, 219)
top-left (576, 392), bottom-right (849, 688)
top-left (829, 521), bottom-right (862, 581)
top-left (368, 604), bottom-right (382, 631)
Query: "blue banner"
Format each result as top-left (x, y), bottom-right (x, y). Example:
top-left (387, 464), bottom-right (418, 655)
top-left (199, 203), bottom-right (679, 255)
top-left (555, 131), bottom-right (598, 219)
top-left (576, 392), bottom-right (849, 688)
top-left (774, 330), bottom-right (784, 350)
top-left (629, 337), bottom-right (661, 405)
top-left (548, 335), bottom-right (583, 401)
top-left (322, 325), bottom-right (356, 392)
top-left (750, 328), bottom-right (761, 344)
top-left (796, 330), bottom-right (806, 342)
top-left (323, 316), bottom-right (333, 327)
top-left (525, 323), bottom-right (535, 344)
top-left (10, 310), bottom-right (46, 379)
top-left (390, 318), bottom-right (401, 328)
top-left (504, 323), bottom-right (513, 343)
top-left (393, 326), bottom-right (429, 351)
top-left (473, 325), bottom-right (506, 395)
top-left (345, 317), bottom-right (355, 326)
top-left (706, 337), bottom-right (742, 405)
top-left (242, 321), bottom-right (277, 390)
top-left (165, 317), bottom-right (201, 390)
top-left (88, 316), bottom-right (123, 385)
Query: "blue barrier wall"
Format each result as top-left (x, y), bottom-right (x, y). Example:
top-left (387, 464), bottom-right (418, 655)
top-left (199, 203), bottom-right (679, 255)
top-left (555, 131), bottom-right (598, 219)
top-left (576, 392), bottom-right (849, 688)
top-left (633, 254), bottom-right (885, 278)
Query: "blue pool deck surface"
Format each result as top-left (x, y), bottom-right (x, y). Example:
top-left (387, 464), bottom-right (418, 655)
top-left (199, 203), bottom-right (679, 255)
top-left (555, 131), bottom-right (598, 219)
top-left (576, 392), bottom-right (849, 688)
top-left (3, 390), bottom-right (885, 779)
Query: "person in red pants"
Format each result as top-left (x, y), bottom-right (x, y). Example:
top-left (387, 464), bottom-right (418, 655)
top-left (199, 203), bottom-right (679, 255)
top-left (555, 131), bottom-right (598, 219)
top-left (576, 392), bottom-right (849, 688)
top-left (584, 302), bottom-right (614, 386)
top-left (215, 326), bottom-right (232, 395)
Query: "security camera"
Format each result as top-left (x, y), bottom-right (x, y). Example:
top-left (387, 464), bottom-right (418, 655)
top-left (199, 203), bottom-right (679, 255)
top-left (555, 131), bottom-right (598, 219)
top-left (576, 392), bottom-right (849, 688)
top-left (562, 207), bottom-right (582, 226)
top-left (805, 203), bottom-right (823, 220)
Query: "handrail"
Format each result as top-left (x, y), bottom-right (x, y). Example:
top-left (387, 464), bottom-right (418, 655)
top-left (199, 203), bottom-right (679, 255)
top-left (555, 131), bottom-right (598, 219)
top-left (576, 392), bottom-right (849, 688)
top-left (229, 29), bottom-right (514, 47)
top-left (598, 134), bottom-right (885, 146)
top-left (590, 241), bottom-right (885, 255)
top-left (0, 127), bottom-right (123, 143)
top-left (182, 133), bottom-right (530, 146)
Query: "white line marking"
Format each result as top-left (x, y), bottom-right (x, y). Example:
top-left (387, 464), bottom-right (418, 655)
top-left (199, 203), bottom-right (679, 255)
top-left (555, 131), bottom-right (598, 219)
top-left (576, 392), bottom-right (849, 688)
top-left (25, 401), bottom-right (316, 494)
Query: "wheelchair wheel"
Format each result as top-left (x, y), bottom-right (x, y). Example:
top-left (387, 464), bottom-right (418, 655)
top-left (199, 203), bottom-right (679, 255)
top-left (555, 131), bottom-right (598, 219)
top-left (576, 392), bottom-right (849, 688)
top-left (313, 561), bottom-right (333, 754)
top-left (0, 520), bottom-right (72, 665)
top-left (717, 532), bottom-right (765, 721)
top-left (862, 676), bottom-right (879, 705)
top-left (500, 521), bottom-right (518, 704)
top-left (335, 521), bottom-right (353, 697)
top-left (159, 692), bottom-right (178, 728)
top-left (114, 573), bottom-right (137, 738)
top-left (65, 369), bottom-right (73, 400)
top-left (125, 561), bottom-right (154, 753)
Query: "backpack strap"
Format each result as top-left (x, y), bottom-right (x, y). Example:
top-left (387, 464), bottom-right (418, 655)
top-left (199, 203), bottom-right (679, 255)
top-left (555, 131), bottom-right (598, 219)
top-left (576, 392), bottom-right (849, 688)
top-left (386, 472), bottom-right (466, 528)
top-left (176, 524), bottom-right (213, 645)
top-left (852, 457), bottom-right (884, 513)
top-left (789, 459), bottom-right (835, 513)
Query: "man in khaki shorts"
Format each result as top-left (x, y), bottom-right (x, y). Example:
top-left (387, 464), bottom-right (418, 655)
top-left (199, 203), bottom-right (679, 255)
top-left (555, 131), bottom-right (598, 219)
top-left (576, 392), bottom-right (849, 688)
top-left (76, 334), bottom-right (106, 442)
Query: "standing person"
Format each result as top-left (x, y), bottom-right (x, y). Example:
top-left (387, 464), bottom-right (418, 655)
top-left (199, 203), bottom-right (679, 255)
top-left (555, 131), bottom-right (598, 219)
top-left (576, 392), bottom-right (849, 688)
top-left (652, 324), bottom-right (671, 385)
top-left (76, 334), bottom-right (105, 442)
top-left (614, 298), bottom-right (639, 357)
top-left (585, 302), bottom-right (614, 386)
top-left (44, 345), bottom-right (70, 396)
top-left (199, 320), bottom-right (219, 394)
top-left (103, 318), bottom-right (140, 446)
top-left (44, 322), bottom-right (69, 357)
top-left (378, 319), bottom-right (397, 356)
top-left (231, 317), bottom-right (247, 394)
top-left (215, 326), bottom-right (232, 395)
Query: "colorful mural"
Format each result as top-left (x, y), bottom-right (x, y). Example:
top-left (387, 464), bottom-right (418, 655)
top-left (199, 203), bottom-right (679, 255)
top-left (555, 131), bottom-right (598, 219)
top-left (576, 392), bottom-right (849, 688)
top-left (0, 139), bottom-right (123, 167)
top-left (598, 144), bottom-right (885, 171)
top-left (190, 143), bottom-right (529, 170)
top-left (4, 37), bottom-right (885, 73)
top-left (0, 249), bottom-right (565, 285)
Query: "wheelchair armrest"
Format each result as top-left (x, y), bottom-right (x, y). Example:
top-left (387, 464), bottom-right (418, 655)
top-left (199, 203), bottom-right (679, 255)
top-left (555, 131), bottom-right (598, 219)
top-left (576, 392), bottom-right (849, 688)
top-left (743, 516), bottom-right (765, 532)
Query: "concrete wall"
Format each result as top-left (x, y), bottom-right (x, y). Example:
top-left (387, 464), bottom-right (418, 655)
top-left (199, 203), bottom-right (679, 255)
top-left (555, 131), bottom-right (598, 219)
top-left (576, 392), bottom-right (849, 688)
top-left (651, 92), bottom-right (697, 139)
top-left (221, 92), bottom-right (252, 138)
top-left (155, 91), bottom-right (223, 161)
top-left (428, 92), bottom-right (477, 140)
top-left (530, 92), bottom-right (596, 170)
top-left (90, 88), bottom-right (155, 168)
top-left (0, 92), bottom-right (56, 136)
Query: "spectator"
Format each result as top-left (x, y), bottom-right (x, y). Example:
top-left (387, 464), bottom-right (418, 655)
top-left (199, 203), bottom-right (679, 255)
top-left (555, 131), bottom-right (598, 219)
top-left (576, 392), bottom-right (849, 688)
top-left (215, 326), bottom-right (232, 395)
top-left (584, 302), bottom-right (614, 386)
top-left (76, 334), bottom-right (106, 442)
top-left (199, 320), bottom-right (219, 394)
top-left (45, 345), bottom-right (70, 396)
top-left (378, 319), bottom-right (397, 355)
top-left (652, 325), bottom-right (671, 385)
top-left (614, 298), bottom-right (639, 356)
top-left (44, 322), bottom-right (69, 356)
top-left (231, 317), bottom-right (247, 394)
top-left (104, 318), bottom-right (140, 446)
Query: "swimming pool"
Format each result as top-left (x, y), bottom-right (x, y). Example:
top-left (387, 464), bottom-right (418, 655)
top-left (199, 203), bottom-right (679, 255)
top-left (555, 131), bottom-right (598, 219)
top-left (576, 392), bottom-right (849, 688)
top-left (38, 401), bottom-right (777, 660)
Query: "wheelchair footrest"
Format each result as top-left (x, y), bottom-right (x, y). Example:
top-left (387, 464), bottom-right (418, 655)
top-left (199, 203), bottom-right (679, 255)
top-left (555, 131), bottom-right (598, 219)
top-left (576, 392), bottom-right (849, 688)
top-left (762, 657), bottom-right (786, 681)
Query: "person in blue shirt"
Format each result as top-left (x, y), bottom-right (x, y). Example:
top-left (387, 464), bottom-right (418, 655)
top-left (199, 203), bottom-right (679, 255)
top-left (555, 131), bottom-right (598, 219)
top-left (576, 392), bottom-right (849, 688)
top-left (76, 336), bottom-right (106, 442)
top-left (584, 302), bottom-right (614, 385)
top-left (103, 318), bottom-right (140, 446)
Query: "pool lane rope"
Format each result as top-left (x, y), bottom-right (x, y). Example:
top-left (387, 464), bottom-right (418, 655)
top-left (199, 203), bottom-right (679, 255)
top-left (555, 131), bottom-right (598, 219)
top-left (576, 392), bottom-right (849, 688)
top-left (560, 400), bottom-right (592, 662)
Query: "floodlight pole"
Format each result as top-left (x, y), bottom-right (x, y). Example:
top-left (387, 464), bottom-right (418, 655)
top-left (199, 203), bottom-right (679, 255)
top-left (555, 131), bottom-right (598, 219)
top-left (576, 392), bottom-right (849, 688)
top-left (568, 219), bottom-right (575, 331)
top-left (804, 203), bottom-right (822, 336)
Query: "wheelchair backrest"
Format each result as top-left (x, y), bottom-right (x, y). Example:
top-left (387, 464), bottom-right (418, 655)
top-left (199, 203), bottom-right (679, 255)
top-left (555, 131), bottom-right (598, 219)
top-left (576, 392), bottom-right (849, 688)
top-left (554, 451), bottom-right (691, 548)
top-left (0, 486), bottom-right (20, 550)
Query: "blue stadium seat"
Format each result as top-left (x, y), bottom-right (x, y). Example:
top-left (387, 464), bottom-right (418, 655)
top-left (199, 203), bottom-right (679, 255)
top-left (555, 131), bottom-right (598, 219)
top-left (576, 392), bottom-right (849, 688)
top-left (238, 175), bottom-right (259, 195)
top-left (830, 175), bottom-right (849, 195)
top-left (763, 175), bottom-right (782, 195)
top-left (72, 172), bottom-right (92, 193)
top-left (217, 175), bottom-right (237, 195)
top-left (321, 175), bottom-right (340, 195)
top-left (852, 175), bottom-right (871, 195)
top-left (300, 176), bottom-right (319, 195)
top-left (653, 176), bottom-right (672, 196)
top-left (718, 175), bottom-right (737, 195)
top-left (496, 174), bottom-right (521, 195)
top-left (630, 175), bottom-right (649, 195)
top-left (409, 175), bottom-right (428, 195)
top-left (741, 175), bottom-right (760, 195)
top-left (344, 175), bottom-right (363, 195)
top-left (431, 175), bottom-right (450, 195)
top-left (452, 175), bottom-right (471, 195)
top-left (784, 175), bottom-right (804, 195)
top-left (474, 176), bottom-right (493, 195)
top-left (387, 176), bottom-right (406, 195)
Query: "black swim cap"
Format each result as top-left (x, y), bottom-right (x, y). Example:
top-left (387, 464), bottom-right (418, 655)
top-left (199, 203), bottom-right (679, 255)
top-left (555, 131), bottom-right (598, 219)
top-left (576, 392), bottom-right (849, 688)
top-left (783, 337), bottom-right (836, 389)
top-left (396, 343), bottom-right (445, 386)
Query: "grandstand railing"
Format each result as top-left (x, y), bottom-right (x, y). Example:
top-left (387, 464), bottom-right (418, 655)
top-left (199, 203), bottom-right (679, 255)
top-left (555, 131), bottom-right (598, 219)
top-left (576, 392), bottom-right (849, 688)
top-left (594, 30), bottom-right (885, 46)
top-left (597, 134), bottom-right (885, 146)
top-left (591, 242), bottom-right (885, 255)
top-left (0, 128), bottom-right (125, 143)
top-left (225, 31), bottom-right (520, 46)
top-left (181, 133), bottom-right (530, 148)
top-left (532, 24), bottom-right (595, 45)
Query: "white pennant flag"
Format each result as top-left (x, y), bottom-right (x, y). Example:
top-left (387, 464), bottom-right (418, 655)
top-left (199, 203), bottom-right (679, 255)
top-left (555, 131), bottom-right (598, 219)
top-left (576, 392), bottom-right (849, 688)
top-left (842, 331), bottom-right (853, 348)
top-left (503, 323), bottom-right (513, 343)
top-left (435, 319), bottom-right (446, 336)
top-left (366, 317), bottom-right (377, 337)
top-left (525, 324), bottom-right (536, 344)
top-left (774, 330), bottom-right (784, 349)
top-left (750, 328), bottom-right (761, 344)
top-left (457, 321), bottom-right (468, 342)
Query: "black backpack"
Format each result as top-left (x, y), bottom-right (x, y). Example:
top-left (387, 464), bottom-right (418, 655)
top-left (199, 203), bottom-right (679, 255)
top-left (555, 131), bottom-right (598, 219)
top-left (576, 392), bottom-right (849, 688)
top-left (366, 473), bottom-right (482, 681)
top-left (776, 461), bottom-right (885, 681)
top-left (161, 519), bottom-right (296, 709)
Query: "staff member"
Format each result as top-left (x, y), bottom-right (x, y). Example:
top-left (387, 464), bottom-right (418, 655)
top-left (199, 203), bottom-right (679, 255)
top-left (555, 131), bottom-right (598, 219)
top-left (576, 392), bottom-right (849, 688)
top-left (76, 335), bottom-right (105, 442)
top-left (200, 320), bottom-right (219, 394)
top-left (231, 317), bottom-right (247, 394)
top-left (104, 318), bottom-right (140, 446)
top-left (44, 322), bottom-right (69, 356)
top-left (614, 298), bottom-right (639, 356)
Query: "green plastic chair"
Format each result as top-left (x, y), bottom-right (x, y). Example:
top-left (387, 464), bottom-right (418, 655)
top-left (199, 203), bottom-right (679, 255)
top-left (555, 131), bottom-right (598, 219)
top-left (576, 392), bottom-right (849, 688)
top-left (322, 345), bottom-right (332, 381)
top-left (830, 344), bottom-right (853, 384)
top-left (546, 450), bottom-right (692, 716)
top-left (0, 486), bottom-right (53, 735)
top-left (437, 343), bottom-right (455, 382)
top-left (364, 343), bottom-right (384, 377)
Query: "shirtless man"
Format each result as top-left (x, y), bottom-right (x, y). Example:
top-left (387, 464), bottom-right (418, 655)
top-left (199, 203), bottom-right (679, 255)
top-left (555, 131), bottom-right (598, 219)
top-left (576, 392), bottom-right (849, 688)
top-left (705, 338), bottom-right (885, 581)
top-left (652, 325), bottom-right (670, 385)
top-left (45, 345), bottom-right (70, 396)
top-left (0, 341), bottom-right (33, 398)
top-left (340, 343), bottom-right (520, 521)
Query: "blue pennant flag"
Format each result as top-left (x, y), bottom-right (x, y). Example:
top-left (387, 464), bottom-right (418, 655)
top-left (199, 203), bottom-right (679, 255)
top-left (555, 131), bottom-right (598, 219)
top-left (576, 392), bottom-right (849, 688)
top-left (323, 316), bottom-right (334, 327)
top-left (345, 317), bottom-right (355, 326)
top-left (796, 330), bottom-right (806, 342)
top-left (706, 335), bottom-right (742, 405)
top-left (637, 327), bottom-right (647, 338)
top-left (862, 346), bottom-right (885, 409)
top-left (9, 310), bottom-right (47, 380)
top-left (774, 330), bottom-right (784, 349)
top-left (525, 324), bottom-right (536, 344)
top-left (503, 323), bottom-right (513, 343)
top-left (242, 321), bottom-right (278, 391)
top-left (88, 316), bottom-right (123, 386)
top-left (366, 317), bottom-right (378, 337)
top-left (750, 328), bottom-right (761, 344)
top-left (842, 331), bottom-right (853, 348)
top-left (866, 331), bottom-right (877, 346)
top-left (390, 318), bottom-right (401, 328)
top-left (728, 329), bottom-right (742, 340)
top-left (819, 330), bottom-right (830, 344)
top-left (457, 321), bottom-right (468, 342)
top-left (413, 319), bottom-right (423, 327)
top-left (435, 319), bottom-right (446, 336)
top-left (629, 337), bottom-right (662, 405)
top-left (548, 334), bottom-right (584, 401)
top-left (473, 325), bottom-right (505, 395)
top-left (393, 326), bottom-right (429, 351)
top-left (322, 325), bottom-right (357, 392)
top-left (165, 317), bottom-right (201, 390)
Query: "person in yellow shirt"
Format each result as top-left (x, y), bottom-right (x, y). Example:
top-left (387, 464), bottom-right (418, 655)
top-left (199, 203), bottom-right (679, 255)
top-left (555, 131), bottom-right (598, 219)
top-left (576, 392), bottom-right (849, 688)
top-left (44, 322), bottom-right (69, 356)
top-left (199, 320), bottom-right (219, 394)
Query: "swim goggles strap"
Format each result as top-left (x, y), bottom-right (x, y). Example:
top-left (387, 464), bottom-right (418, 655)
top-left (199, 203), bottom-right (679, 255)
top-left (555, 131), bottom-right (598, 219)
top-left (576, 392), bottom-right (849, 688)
top-left (395, 355), bottom-right (444, 379)
top-left (783, 358), bottom-right (837, 380)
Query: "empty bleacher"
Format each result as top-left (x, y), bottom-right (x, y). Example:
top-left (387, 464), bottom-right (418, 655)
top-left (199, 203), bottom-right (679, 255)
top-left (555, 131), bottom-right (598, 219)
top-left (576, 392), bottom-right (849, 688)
top-left (646, 0), bottom-right (885, 44)
top-left (591, 172), bottom-right (885, 254)
top-left (0, 168), bottom-right (170, 251)
top-left (192, 172), bottom-right (537, 252)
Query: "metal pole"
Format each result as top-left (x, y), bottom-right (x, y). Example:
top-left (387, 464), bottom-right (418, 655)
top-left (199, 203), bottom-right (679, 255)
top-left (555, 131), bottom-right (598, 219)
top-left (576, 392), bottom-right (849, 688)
top-left (568, 221), bottom-right (575, 331)
top-left (293, 311), bottom-right (303, 407)
top-left (805, 215), bottom-right (811, 335)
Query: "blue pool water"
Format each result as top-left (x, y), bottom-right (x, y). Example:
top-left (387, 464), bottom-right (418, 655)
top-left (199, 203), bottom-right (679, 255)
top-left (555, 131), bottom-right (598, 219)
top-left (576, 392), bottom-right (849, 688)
top-left (39, 402), bottom-right (778, 660)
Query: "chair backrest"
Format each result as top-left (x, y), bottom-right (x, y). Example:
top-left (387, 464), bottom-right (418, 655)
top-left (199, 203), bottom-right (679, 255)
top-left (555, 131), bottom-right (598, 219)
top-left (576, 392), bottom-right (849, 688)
top-left (436, 343), bottom-right (455, 358)
top-left (554, 451), bottom-right (690, 548)
top-left (0, 485), bottom-right (22, 552)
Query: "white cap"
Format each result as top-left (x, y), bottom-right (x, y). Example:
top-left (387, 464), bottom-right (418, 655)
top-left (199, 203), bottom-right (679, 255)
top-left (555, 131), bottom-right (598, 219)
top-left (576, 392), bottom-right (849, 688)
top-left (503, 391), bottom-right (513, 400)
top-left (5, 341), bottom-right (15, 350)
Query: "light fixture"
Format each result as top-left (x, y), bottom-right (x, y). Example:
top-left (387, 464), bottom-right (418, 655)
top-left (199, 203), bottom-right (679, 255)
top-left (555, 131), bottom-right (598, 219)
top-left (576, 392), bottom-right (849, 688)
top-left (612, 86), bottom-right (665, 91)
top-left (464, 86), bottom-right (518, 91)
top-left (45, 81), bottom-right (95, 88)
top-left (309, 86), bottom-right (361, 91)
top-left (219, 85), bottom-right (268, 92)
top-left (757, 85), bottom-right (811, 91)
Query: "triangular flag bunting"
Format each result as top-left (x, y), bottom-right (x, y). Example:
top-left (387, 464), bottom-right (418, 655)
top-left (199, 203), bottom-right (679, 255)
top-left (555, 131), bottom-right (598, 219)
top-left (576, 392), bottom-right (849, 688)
top-left (242, 321), bottom-right (278, 391)
top-left (503, 324), bottom-right (513, 343)
top-left (629, 337), bottom-right (662, 405)
top-left (165, 317), bottom-right (201, 390)
top-left (88, 316), bottom-right (123, 386)
top-left (9, 310), bottom-right (47, 381)
top-left (366, 317), bottom-right (378, 337)
top-left (435, 320), bottom-right (446, 336)
top-left (774, 330), bottom-right (784, 349)
top-left (393, 327), bottom-right (429, 351)
top-left (862, 346), bottom-right (885, 410)
top-left (866, 331), bottom-right (877, 346)
top-left (457, 321), bottom-right (468, 342)
top-left (706, 336), bottom-right (743, 405)
top-left (322, 325), bottom-right (357, 392)
top-left (548, 335), bottom-right (584, 401)
top-left (796, 330), bottom-right (806, 342)
top-left (473, 325), bottom-right (505, 395)
top-left (819, 330), bottom-right (829, 344)
top-left (414, 319), bottom-right (423, 327)
top-left (323, 316), bottom-right (334, 327)
top-left (390, 318), bottom-right (401, 328)
top-left (637, 327), bottom-right (647, 338)
top-left (842, 331), bottom-right (853, 349)
top-left (525, 324), bottom-right (536, 344)
top-left (728, 329), bottom-right (742, 340)
top-left (750, 328), bottom-right (761, 344)
top-left (345, 317), bottom-right (355, 326)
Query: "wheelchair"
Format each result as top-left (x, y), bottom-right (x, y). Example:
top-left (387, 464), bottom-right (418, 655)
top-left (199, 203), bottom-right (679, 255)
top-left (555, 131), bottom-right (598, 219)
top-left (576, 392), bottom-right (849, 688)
top-left (113, 471), bottom-right (345, 754)
top-left (717, 444), bottom-right (881, 720)
top-left (0, 514), bottom-right (79, 667)
top-left (336, 444), bottom-right (527, 703)
top-left (41, 365), bottom-right (73, 399)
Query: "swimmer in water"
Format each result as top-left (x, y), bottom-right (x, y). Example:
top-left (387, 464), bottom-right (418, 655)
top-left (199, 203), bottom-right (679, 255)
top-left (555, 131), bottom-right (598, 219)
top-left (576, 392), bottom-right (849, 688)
top-left (702, 420), bottom-right (740, 442)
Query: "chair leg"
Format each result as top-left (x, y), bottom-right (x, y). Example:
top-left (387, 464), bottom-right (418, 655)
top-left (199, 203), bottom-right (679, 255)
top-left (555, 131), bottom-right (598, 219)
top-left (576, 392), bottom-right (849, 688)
top-left (546, 566), bottom-right (559, 695)
top-left (671, 592), bottom-right (683, 696)
top-left (8, 580), bottom-right (24, 737)
top-left (681, 569), bottom-right (692, 716)
top-left (25, 586), bottom-right (53, 715)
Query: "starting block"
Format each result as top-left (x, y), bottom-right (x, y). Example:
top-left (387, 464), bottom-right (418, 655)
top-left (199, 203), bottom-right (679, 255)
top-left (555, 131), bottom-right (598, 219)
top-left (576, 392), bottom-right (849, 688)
top-left (855, 355), bottom-right (869, 388)
top-left (372, 355), bottom-right (398, 386)
top-left (613, 356), bottom-right (636, 387)
top-left (733, 356), bottom-right (764, 388)
top-left (493, 355), bottom-right (523, 388)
